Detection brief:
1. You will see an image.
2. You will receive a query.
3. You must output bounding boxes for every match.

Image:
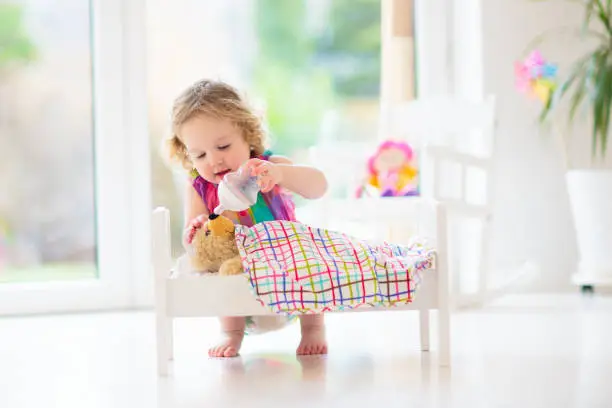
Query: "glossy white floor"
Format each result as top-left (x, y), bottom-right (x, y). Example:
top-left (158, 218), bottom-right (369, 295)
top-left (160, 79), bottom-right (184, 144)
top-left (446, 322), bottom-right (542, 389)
top-left (1, 294), bottom-right (611, 408)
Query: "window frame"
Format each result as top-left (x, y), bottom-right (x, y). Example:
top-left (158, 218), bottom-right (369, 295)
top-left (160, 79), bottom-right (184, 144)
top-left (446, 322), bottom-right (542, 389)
top-left (0, 0), bottom-right (151, 315)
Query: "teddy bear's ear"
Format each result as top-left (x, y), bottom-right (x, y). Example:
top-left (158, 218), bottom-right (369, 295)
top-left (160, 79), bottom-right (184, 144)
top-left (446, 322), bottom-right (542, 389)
top-left (208, 214), bottom-right (235, 237)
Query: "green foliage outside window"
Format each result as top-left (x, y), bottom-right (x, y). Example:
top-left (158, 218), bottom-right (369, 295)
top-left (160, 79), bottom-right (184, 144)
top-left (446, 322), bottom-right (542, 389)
top-left (252, 0), bottom-right (381, 154)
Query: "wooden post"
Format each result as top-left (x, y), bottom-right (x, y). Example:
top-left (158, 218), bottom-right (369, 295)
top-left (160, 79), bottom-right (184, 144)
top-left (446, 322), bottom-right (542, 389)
top-left (381, 0), bottom-right (415, 104)
top-left (379, 0), bottom-right (415, 140)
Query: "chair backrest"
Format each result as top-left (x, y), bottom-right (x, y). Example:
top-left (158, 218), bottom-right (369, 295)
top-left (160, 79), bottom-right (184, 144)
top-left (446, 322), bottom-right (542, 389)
top-left (308, 95), bottom-right (497, 207)
top-left (382, 95), bottom-right (497, 209)
top-left (380, 95), bottom-right (496, 157)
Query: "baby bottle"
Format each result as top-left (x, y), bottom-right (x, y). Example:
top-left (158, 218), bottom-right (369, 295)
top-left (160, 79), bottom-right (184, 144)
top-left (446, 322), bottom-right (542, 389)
top-left (214, 166), bottom-right (260, 215)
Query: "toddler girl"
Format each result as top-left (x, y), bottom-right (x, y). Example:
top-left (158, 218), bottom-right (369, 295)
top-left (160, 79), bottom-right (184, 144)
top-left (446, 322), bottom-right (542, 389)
top-left (166, 79), bottom-right (328, 358)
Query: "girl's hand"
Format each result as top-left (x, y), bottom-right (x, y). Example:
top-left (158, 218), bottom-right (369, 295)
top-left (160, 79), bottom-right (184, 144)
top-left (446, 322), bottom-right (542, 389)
top-left (244, 159), bottom-right (283, 193)
top-left (182, 214), bottom-right (208, 249)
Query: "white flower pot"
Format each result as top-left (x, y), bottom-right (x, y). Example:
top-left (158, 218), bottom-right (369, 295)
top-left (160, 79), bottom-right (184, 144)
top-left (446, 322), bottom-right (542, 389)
top-left (566, 170), bottom-right (612, 289)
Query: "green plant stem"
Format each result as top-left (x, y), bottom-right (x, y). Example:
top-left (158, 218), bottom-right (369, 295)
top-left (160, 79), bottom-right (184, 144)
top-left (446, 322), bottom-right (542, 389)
top-left (595, 0), bottom-right (612, 36)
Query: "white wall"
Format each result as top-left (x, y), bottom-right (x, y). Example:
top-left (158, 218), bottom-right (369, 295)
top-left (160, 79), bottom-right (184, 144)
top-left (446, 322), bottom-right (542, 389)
top-left (455, 0), bottom-right (612, 291)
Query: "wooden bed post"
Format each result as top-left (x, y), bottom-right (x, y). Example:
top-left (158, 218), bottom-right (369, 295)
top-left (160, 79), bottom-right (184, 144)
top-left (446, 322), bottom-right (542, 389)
top-left (419, 309), bottom-right (431, 352)
top-left (436, 202), bottom-right (451, 366)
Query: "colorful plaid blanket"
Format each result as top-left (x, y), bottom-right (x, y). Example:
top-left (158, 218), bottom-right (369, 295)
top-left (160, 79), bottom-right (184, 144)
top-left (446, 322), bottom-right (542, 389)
top-left (234, 220), bottom-right (435, 315)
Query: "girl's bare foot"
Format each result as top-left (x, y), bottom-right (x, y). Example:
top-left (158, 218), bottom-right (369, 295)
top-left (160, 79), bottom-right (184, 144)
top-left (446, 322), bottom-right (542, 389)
top-left (297, 314), bottom-right (327, 355)
top-left (208, 329), bottom-right (245, 358)
top-left (209, 316), bottom-right (246, 358)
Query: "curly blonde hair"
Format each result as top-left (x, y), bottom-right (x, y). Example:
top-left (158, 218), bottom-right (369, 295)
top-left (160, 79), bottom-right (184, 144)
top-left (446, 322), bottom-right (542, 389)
top-left (166, 79), bottom-right (267, 170)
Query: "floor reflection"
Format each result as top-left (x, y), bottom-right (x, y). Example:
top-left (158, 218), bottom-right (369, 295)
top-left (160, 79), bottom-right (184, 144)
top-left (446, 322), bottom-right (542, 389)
top-left (217, 353), bottom-right (330, 384)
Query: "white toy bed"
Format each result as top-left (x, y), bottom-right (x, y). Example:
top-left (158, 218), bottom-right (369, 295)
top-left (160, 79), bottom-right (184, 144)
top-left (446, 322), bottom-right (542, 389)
top-left (152, 198), bottom-right (450, 376)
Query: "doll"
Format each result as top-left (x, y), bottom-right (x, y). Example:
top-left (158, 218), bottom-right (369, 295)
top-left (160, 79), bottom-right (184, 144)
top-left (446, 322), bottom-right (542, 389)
top-left (357, 140), bottom-right (419, 197)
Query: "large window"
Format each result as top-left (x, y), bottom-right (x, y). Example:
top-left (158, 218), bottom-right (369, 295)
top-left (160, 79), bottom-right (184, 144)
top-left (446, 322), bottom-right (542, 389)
top-left (0, 0), bottom-right (424, 314)
top-left (0, 1), bottom-right (96, 284)
top-left (148, 0), bottom-right (383, 255)
top-left (0, 0), bottom-right (149, 315)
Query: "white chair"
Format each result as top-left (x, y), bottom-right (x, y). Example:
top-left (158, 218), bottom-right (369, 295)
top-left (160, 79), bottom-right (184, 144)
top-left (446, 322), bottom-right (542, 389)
top-left (304, 95), bottom-right (497, 308)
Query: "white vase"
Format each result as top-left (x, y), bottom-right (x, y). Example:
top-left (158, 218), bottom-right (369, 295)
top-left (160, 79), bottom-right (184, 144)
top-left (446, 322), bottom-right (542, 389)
top-left (566, 170), bottom-right (612, 288)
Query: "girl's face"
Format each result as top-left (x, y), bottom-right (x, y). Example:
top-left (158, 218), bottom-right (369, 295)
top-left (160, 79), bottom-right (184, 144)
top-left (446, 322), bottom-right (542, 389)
top-left (180, 115), bottom-right (251, 184)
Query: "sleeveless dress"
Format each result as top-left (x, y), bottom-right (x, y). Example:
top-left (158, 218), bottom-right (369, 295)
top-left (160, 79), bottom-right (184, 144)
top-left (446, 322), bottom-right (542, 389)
top-left (190, 150), bottom-right (297, 333)
top-left (190, 150), bottom-right (296, 226)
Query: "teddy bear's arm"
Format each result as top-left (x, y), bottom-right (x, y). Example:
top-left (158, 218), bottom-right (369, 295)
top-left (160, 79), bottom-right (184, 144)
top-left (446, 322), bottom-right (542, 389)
top-left (219, 256), bottom-right (243, 276)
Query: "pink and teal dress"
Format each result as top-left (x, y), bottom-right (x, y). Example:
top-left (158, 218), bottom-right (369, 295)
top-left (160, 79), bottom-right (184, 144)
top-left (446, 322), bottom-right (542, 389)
top-left (190, 150), bottom-right (297, 228)
top-left (189, 150), bottom-right (297, 333)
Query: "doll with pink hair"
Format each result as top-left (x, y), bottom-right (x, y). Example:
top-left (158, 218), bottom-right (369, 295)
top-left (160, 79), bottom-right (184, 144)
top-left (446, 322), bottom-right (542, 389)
top-left (356, 140), bottom-right (419, 198)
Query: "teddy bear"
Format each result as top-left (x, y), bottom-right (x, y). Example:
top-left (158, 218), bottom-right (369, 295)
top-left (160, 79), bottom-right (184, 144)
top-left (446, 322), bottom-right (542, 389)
top-left (189, 213), bottom-right (243, 275)
top-left (188, 212), bottom-right (291, 333)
